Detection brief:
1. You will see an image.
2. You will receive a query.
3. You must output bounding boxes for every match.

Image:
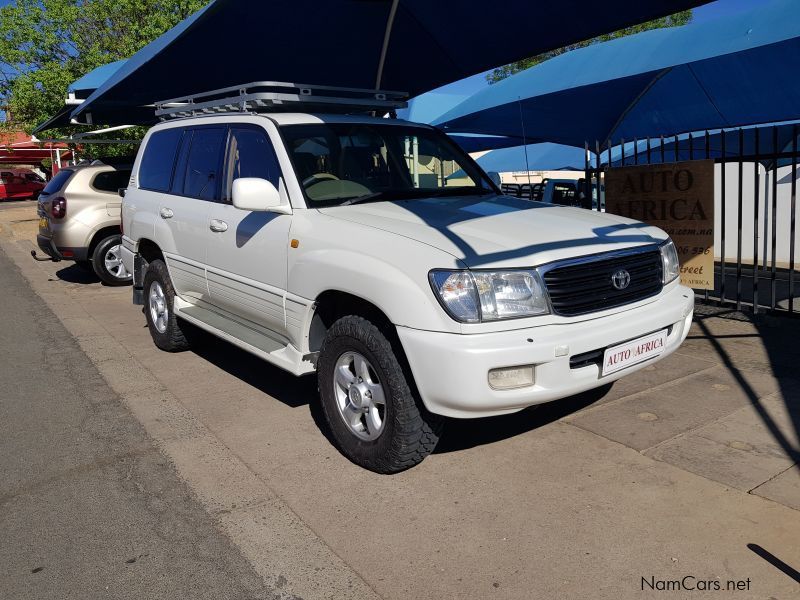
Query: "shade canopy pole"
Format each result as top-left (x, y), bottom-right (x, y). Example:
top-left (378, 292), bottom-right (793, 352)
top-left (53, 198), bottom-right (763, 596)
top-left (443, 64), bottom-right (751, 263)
top-left (375, 0), bottom-right (400, 90)
top-left (518, 97), bottom-right (532, 188)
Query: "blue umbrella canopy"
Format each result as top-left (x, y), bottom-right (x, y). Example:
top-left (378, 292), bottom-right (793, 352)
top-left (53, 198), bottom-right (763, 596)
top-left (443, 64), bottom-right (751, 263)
top-left (478, 143), bottom-right (587, 172)
top-left (33, 61), bottom-right (128, 133)
top-left (68, 60), bottom-right (126, 97)
top-left (435, 0), bottom-right (800, 147)
top-left (447, 143), bottom-right (586, 182)
top-left (72, 0), bottom-right (708, 126)
top-left (449, 134), bottom-right (522, 153)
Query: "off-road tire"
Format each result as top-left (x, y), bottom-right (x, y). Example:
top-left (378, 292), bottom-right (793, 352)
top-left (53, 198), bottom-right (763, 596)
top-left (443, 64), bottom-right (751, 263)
top-left (318, 315), bottom-right (443, 473)
top-left (143, 259), bottom-right (191, 352)
top-left (91, 234), bottom-right (132, 286)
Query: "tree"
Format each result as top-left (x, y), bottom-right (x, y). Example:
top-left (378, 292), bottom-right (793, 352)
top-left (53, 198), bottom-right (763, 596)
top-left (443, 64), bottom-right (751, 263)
top-left (487, 11), bottom-right (692, 84)
top-left (0, 0), bottom-right (206, 154)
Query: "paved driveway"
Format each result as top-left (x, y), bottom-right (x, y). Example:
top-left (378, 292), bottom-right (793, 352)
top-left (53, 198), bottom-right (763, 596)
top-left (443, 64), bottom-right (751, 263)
top-left (1, 205), bottom-right (798, 599)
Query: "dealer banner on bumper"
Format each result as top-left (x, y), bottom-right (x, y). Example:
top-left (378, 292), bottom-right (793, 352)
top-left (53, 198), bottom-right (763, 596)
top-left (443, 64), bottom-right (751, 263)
top-left (605, 159), bottom-right (715, 290)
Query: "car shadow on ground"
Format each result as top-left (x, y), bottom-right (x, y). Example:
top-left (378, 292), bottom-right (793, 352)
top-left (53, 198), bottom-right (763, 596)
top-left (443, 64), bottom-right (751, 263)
top-left (55, 263), bottom-right (100, 284)
top-left (435, 384), bottom-right (612, 453)
top-left (56, 262), bottom-right (134, 288)
top-left (183, 322), bottom-right (613, 453)
top-left (185, 325), bottom-right (317, 410)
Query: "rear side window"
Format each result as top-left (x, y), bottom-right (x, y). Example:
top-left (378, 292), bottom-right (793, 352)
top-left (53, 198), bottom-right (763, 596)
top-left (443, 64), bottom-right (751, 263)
top-left (42, 169), bottom-right (74, 194)
top-left (222, 127), bottom-right (282, 202)
top-left (92, 170), bottom-right (132, 193)
top-left (139, 128), bottom-right (183, 192)
top-left (182, 127), bottom-right (226, 201)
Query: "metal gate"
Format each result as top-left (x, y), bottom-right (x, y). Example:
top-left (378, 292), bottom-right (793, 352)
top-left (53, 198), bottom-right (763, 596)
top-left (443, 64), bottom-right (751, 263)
top-left (584, 124), bottom-right (799, 316)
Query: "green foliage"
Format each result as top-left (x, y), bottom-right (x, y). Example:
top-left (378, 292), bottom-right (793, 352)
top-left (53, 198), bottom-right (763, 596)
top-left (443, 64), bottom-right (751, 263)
top-left (487, 11), bottom-right (692, 84)
top-left (0, 0), bottom-right (206, 150)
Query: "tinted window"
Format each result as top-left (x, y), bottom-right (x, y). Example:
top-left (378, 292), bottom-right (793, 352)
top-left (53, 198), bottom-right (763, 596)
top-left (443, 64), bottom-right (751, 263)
top-left (183, 128), bottom-right (225, 201)
top-left (552, 183), bottom-right (577, 206)
top-left (281, 123), bottom-right (493, 206)
top-left (139, 128), bottom-right (182, 192)
top-left (171, 130), bottom-right (192, 195)
top-left (42, 169), bottom-right (74, 195)
top-left (92, 170), bottom-right (132, 193)
top-left (223, 128), bottom-right (282, 202)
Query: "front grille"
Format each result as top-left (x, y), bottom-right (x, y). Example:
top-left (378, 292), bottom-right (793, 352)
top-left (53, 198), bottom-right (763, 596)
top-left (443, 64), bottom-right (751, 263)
top-left (542, 248), bottom-right (663, 316)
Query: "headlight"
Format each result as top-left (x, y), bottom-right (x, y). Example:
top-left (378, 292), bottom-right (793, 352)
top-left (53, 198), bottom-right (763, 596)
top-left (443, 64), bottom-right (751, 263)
top-left (660, 240), bottom-right (680, 284)
top-left (430, 269), bottom-right (550, 323)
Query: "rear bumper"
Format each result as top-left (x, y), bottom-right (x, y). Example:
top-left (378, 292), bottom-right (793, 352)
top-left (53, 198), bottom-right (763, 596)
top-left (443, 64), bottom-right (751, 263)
top-left (398, 284), bottom-right (694, 418)
top-left (36, 234), bottom-right (89, 262)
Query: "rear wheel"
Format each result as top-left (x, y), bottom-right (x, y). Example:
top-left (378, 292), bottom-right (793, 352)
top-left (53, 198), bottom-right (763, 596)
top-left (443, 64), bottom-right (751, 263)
top-left (91, 234), bottom-right (132, 285)
top-left (143, 259), bottom-right (191, 352)
top-left (317, 315), bottom-right (442, 473)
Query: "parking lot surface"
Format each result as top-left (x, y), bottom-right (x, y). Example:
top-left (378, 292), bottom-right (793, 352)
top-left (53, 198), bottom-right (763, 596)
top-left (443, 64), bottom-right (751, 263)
top-left (1, 204), bottom-right (798, 599)
top-left (0, 236), bottom-right (282, 600)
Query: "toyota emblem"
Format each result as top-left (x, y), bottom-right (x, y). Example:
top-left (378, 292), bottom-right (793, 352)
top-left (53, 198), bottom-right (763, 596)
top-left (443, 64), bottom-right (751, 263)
top-left (611, 269), bottom-right (631, 290)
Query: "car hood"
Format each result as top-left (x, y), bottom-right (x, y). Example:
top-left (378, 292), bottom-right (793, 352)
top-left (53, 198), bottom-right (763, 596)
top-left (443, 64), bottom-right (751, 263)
top-left (318, 195), bottom-right (666, 269)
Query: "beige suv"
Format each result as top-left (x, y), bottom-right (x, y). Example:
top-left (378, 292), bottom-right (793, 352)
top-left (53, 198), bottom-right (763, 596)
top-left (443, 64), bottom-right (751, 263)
top-left (36, 162), bottom-right (132, 285)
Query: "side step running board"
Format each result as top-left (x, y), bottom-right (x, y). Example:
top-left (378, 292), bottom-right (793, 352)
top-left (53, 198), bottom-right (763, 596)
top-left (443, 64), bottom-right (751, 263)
top-left (175, 302), bottom-right (315, 377)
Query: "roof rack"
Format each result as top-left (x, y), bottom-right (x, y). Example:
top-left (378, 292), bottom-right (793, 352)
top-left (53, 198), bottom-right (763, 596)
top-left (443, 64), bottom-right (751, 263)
top-left (155, 81), bottom-right (408, 120)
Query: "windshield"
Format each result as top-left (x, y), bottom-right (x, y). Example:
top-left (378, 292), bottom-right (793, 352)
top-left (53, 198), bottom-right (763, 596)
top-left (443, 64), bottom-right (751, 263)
top-left (281, 122), bottom-right (496, 206)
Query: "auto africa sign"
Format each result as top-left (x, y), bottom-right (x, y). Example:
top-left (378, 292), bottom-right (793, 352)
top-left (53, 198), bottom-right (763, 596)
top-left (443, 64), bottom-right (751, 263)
top-left (605, 160), bottom-right (715, 290)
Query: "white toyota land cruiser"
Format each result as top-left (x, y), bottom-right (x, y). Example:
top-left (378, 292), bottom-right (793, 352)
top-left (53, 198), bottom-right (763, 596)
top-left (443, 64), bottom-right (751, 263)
top-left (121, 97), bottom-right (693, 473)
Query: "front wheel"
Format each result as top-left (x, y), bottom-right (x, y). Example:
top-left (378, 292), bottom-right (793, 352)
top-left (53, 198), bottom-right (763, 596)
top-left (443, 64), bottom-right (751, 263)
top-left (143, 259), bottom-right (191, 352)
top-left (317, 315), bottom-right (442, 473)
top-left (92, 234), bottom-right (132, 285)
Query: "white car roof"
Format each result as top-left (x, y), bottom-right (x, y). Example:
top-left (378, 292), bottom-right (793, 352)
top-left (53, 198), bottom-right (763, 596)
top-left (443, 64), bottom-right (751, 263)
top-left (267, 113), bottom-right (425, 127)
top-left (150, 112), bottom-right (429, 129)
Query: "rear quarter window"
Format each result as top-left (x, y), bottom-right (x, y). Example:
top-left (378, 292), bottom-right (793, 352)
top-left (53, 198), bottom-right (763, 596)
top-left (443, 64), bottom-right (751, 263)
top-left (92, 170), bottom-right (132, 193)
top-left (138, 128), bottom-right (183, 192)
top-left (42, 169), bottom-right (74, 195)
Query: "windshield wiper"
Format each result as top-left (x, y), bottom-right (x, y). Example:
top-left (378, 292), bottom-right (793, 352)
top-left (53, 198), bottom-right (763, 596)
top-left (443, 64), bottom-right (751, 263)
top-left (339, 186), bottom-right (494, 206)
top-left (339, 191), bottom-right (390, 206)
top-left (428, 187), bottom-right (496, 197)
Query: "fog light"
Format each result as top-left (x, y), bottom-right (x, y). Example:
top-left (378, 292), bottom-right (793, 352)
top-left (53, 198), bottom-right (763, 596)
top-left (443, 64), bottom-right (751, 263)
top-left (488, 365), bottom-right (534, 390)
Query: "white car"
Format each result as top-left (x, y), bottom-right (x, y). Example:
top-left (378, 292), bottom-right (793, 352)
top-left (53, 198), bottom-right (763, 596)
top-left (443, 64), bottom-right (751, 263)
top-left (120, 110), bottom-right (693, 473)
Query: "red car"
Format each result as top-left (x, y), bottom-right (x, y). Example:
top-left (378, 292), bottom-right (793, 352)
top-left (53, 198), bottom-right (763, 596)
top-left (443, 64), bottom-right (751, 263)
top-left (0, 168), bottom-right (46, 200)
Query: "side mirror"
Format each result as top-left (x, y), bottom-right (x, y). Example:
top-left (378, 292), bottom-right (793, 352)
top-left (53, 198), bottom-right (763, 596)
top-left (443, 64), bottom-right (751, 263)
top-left (232, 178), bottom-right (289, 213)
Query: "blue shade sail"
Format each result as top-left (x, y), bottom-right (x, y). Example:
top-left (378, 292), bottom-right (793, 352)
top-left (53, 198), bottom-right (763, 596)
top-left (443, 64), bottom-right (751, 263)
top-left (70, 0), bottom-right (709, 125)
top-left (435, 0), bottom-right (800, 147)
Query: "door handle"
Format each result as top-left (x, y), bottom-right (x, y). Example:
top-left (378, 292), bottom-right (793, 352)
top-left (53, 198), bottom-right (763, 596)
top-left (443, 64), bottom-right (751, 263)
top-left (159, 207), bottom-right (174, 219)
top-left (209, 219), bottom-right (228, 233)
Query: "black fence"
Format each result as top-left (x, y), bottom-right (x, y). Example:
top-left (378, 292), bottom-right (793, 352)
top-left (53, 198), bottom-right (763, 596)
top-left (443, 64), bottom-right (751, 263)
top-left (584, 124), bottom-right (799, 316)
top-left (501, 180), bottom-right (583, 205)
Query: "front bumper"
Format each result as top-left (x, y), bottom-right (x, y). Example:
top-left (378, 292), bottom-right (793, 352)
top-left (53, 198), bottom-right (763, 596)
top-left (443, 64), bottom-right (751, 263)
top-left (397, 284), bottom-right (694, 418)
